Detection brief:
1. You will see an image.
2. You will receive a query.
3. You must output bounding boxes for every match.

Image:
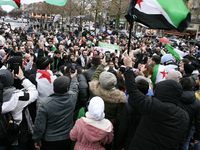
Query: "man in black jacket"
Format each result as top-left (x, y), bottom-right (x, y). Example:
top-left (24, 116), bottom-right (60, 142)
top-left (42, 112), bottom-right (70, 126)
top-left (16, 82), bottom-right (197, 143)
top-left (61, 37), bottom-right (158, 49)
top-left (83, 55), bottom-right (101, 83)
top-left (114, 79), bottom-right (149, 150)
top-left (123, 54), bottom-right (190, 150)
top-left (178, 78), bottom-right (200, 150)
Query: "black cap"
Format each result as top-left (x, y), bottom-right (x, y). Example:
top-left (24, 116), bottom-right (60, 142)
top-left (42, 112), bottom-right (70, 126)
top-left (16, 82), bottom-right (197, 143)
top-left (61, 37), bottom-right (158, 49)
top-left (184, 63), bottom-right (194, 74)
top-left (0, 69), bottom-right (14, 87)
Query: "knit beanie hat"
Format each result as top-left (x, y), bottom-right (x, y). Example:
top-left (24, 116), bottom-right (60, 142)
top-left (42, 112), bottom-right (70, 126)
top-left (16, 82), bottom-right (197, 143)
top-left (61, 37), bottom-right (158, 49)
top-left (53, 76), bottom-right (70, 94)
top-left (0, 69), bottom-right (14, 87)
top-left (99, 71), bottom-right (117, 90)
top-left (135, 75), bottom-right (150, 84)
top-left (167, 70), bottom-right (182, 82)
top-left (88, 96), bottom-right (105, 120)
top-left (184, 63), bottom-right (194, 74)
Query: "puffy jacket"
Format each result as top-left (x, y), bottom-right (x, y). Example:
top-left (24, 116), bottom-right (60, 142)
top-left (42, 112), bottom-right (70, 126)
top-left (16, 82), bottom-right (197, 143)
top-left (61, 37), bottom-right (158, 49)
top-left (124, 70), bottom-right (190, 150)
top-left (114, 102), bottom-right (142, 150)
top-left (75, 74), bottom-right (89, 110)
top-left (83, 65), bottom-right (99, 83)
top-left (32, 77), bottom-right (79, 142)
top-left (178, 91), bottom-right (200, 141)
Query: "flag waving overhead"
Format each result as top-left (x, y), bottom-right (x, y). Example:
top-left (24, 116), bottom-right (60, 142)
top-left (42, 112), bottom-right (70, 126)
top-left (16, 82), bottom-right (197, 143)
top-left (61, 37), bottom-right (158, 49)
top-left (0, 0), bottom-right (20, 8)
top-left (166, 44), bottom-right (182, 62)
top-left (44, 0), bottom-right (67, 6)
top-left (125, 0), bottom-right (191, 32)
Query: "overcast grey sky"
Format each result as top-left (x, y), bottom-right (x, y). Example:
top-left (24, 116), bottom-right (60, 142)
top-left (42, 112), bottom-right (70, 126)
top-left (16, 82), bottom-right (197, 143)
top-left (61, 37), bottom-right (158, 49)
top-left (2, 0), bottom-right (43, 12)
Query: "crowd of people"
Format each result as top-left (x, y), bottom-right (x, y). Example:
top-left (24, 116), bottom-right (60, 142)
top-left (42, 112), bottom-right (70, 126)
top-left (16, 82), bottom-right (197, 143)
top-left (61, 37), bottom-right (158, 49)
top-left (0, 21), bottom-right (200, 150)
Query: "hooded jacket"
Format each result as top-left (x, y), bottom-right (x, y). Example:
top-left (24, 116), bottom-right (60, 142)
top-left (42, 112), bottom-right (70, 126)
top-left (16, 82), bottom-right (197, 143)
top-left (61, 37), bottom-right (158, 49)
top-left (124, 70), bottom-right (190, 150)
top-left (70, 117), bottom-right (113, 150)
top-left (89, 64), bottom-right (127, 126)
top-left (178, 91), bottom-right (200, 141)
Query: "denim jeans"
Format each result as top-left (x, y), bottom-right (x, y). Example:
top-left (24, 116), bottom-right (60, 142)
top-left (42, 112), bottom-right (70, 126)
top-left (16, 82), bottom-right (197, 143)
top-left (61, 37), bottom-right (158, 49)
top-left (182, 125), bottom-right (200, 150)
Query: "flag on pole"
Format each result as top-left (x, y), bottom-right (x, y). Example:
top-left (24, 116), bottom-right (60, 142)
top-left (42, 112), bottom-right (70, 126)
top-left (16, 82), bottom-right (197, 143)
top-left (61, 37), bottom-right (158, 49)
top-left (0, 0), bottom-right (20, 8)
top-left (125, 0), bottom-right (191, 32)
top-left (44, 0), bottom-right (67, 6)
top-left (165, 44), bottom-right (182, 62)
top-left (151, 64), bottom-right (167, 86)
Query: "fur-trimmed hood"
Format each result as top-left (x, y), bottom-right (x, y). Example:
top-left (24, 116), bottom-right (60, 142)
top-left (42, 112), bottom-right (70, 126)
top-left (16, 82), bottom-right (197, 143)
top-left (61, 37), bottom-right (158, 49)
top-left (89, 81), bottom-right (127, 103)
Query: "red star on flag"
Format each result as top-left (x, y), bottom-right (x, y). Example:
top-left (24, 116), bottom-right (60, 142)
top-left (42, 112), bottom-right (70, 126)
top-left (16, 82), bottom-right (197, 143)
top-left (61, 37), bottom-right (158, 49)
top-left (14, 0), bottom-right (21, 8)
top-left (101, 48), bottom-right (104, 52)
top-left (160, 70), bottom-right (167, 79)
top-left (136, 0), bottom-right (143, 9)
top-left (37, 70), bottom-right (52, 83)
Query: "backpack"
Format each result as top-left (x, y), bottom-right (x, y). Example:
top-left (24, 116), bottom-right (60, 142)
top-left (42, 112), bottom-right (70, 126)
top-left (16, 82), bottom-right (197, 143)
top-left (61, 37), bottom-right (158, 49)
top-left (0, 112), bottom-right (19, 146)
top-left (0, 82), bottom-right (19, 146)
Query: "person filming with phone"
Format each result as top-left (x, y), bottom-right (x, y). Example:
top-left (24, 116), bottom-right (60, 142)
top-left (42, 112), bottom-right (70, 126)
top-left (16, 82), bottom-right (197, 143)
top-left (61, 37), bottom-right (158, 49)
top-left (0, 67), bottom-right (38, 149)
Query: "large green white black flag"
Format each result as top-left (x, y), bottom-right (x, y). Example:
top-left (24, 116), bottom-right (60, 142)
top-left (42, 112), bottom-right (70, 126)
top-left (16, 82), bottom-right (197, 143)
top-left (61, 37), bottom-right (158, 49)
top-left (125, 0), bottom-right (191, 32)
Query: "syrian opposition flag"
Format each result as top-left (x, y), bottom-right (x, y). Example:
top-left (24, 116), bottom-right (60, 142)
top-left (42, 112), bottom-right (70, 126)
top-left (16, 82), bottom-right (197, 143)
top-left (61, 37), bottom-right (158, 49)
top-left (0, 0), bottom-right (20, 8)
top-left (96, 42), bottom-right (120, 57)
top-left (151, 64), bottom-right (167, 86)
top-left (125, 0), bottom-right (191, 32)
top-left (166, 44), bottom-right (183, 62)
top-left (166, 44), bottom-right (188, 59)
top-left (36, 70), bottom-right (57, 106)
top-left (44, 0), bottom-right (67, 6)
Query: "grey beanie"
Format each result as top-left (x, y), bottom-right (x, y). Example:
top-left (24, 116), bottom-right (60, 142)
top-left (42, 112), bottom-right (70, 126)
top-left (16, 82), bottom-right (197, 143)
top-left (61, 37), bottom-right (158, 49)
top-left (0, 69), bottom-right (14, 87)
top-left (53, 76), bottom-right (70, 94)
top-left (135, 76), bottom-right (150, 84)
top-left (99, 71), bottom-right (117, 90)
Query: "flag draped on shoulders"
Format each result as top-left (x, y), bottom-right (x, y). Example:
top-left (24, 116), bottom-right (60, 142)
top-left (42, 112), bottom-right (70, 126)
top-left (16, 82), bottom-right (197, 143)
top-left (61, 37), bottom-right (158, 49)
top-left (151, 64), bottom-right (167, 86)
top-left (0, 0), bottom-right (20, 8)
top-left (44, 0), bottom-right (67, 6)
top-left (36, 70), bottom-right (57, 105)
top-left (125, 0), bottom-right (191, 32)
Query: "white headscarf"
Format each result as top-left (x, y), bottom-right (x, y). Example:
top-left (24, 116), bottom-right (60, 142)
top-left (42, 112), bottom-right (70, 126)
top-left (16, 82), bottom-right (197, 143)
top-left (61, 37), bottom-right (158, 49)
top-left (88, 96), bottom-right (105, 121)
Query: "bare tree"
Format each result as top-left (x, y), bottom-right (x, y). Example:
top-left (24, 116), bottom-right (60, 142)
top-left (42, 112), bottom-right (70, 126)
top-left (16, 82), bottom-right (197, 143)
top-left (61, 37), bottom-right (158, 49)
top-left (87, 0), bottom-right (110, 33)
top-left (110, 0), bottom-right (129, 31)
top-left (73, 0), bottom-right (90, 31)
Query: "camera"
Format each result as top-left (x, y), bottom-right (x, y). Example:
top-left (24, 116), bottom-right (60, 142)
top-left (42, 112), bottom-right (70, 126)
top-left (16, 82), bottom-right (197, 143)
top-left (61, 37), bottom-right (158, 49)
top-left (71, 63), bottom-right (76, 73)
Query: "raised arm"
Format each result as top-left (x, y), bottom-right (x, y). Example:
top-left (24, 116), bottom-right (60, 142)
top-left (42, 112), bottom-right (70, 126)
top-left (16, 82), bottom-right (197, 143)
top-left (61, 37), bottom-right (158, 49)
top-left (123, 54), bottom-right (152, 115)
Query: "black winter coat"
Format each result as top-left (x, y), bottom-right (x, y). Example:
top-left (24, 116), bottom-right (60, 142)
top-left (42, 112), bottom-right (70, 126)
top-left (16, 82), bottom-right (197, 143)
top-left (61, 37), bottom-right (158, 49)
top-left (75, 74), bottom-right (89, 111)
top-left (83, 66), bottom-right (98, 83)
top-left (124, 71), bottom-right (190, 150)
top-left (115, 102), bottom-right (142, 150)
top-left (178, 91), bottom-right (200, 141)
